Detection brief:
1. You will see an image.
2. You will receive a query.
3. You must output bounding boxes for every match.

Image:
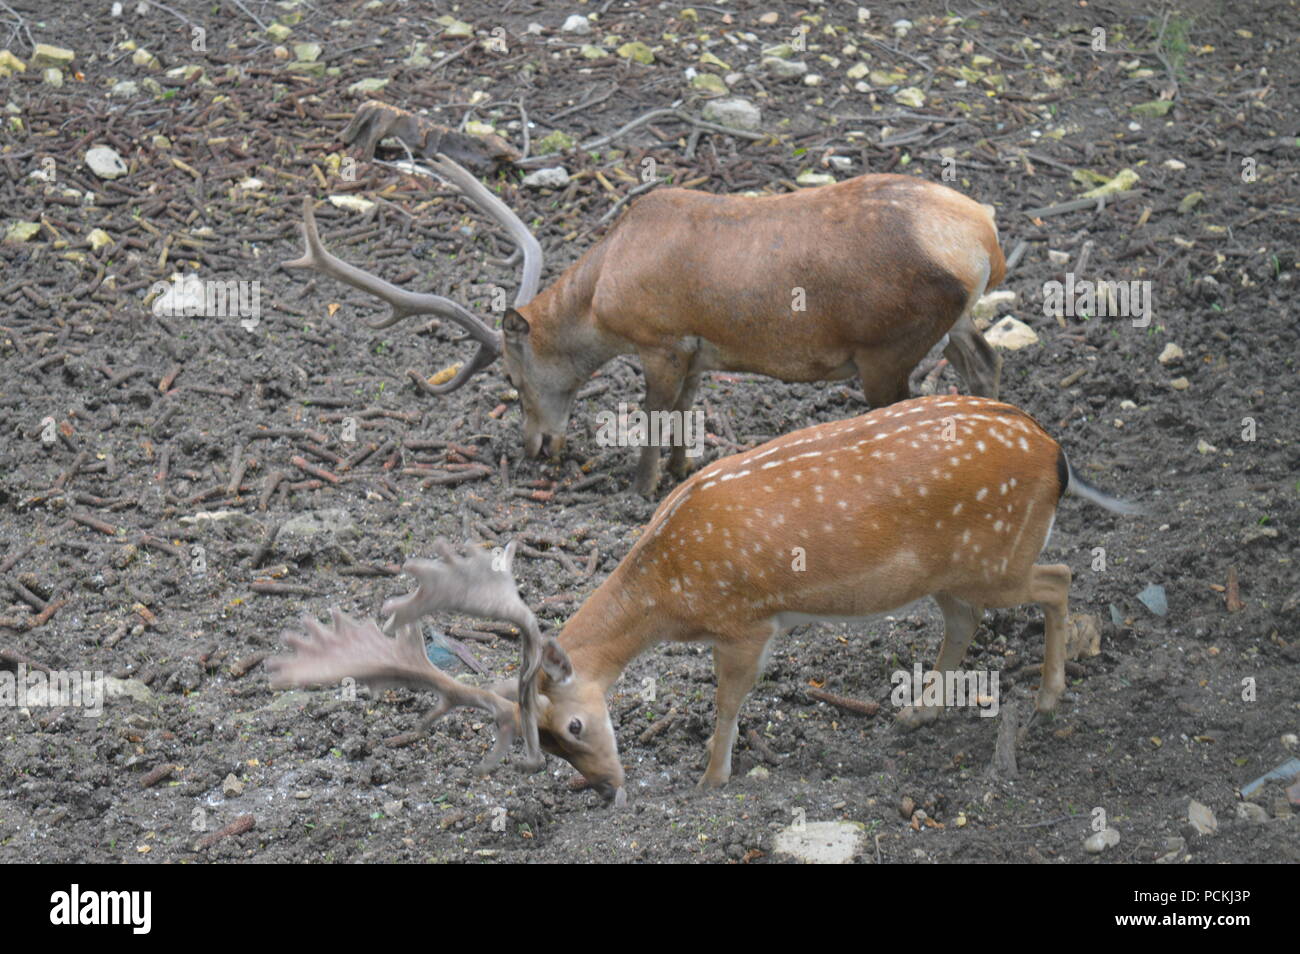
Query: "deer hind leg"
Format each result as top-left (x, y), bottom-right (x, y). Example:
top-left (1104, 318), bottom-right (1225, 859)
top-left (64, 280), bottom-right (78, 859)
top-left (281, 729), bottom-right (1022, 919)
top-left (897, 592), bottom-right (982, 731)
top-left (855, 350), bottom-right (913, 408)
top-left (633, 349), bottom-right (689, 496)
top-left (667, 346), bottom-right (709, 482)
top-left (943, 311), bottom-right (1002, 399)
top-left (700, 635), bottom-right (770, 789)
top-left (976, 563), bottom-right (1072, 714)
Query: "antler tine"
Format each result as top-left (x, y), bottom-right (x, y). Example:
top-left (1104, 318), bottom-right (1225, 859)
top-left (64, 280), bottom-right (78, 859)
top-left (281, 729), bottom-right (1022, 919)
top-left (268, 609), bottom-right (520, 776)
top-left (380, 539), bottom-right (548, 772)
top-left (281, 198), bottom-right (501, 390)
top-left (427, 154), bottom-right (544, 308)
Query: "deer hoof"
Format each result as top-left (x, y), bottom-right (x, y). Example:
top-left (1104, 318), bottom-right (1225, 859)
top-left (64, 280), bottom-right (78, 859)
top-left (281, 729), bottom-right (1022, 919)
top-left (1035, 684), bottom-right (1064, 714)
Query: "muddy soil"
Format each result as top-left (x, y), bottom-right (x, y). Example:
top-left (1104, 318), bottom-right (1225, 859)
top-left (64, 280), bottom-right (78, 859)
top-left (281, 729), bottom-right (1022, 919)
top-left (0, 0), bottom-right (1296, 863)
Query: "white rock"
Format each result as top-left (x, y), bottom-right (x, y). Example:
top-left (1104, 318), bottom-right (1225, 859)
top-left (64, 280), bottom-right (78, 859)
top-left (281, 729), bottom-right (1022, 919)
top-left (1047, 249), bottom-right (1070, 265)
top-left (521, 166), bottom-right (570, 189)
top-left (985, 316), bottom-right (1039, 350)
top-left (236, 176), bottom-right (265, 192)
top-left (561, 14), bottom-right (591, 35)
top-left (973, 289), bottom-right (1017, 321)
top-left (701, 96), bottom-right (761, 131)
top-left (1188, 799), bottom-right (1217, 835)
top-left (796, 171), bottom-right (836, 187)
top-left (762, 56), bottom-right (808, 79)
top-left (85, 145), bottom-right (128, 179)
top-left (1084, 828), bottom-right (1120, 853)
top-left (773, 821), bottom-right (864, 864)
top-left (1164, 158), bottom-right (1186, 171)
top-left (827, 156), bottom-right (852, 170)
top-left (1157, 342), bottom-right (1184, 364)
top-left (110, 79), bottom-right (139, 97)
top-left (328, 194), bottom-right (376, 213)
top-left (892, 19), bottom-right (913, 37)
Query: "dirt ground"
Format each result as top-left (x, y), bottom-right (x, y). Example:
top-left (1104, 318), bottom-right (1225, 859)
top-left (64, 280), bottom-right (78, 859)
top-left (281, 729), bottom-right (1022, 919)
top-left (1, 0), bottom-right (1296, 864)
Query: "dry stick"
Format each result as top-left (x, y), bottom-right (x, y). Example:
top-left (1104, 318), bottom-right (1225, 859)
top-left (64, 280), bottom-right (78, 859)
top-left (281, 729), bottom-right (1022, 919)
top-left (196, 814), bottom-right (255, 851)
top-left (988, 697), bottom-right (1019, 779)
top-left (249, 523), bottom-right (280, 569)
top-left (1003, 239), bottom-right (1029, 276)
top-left (638, 708), bottom-right (678, 746)
top-left (290, 455), bottom-right (340, 484)
top-left (54, 450), bottom-right (89, 490)
top-left (1074, 239), bottom-right (1095, 278)
top-left (1024, 194), bottom-right (1108, 218)
top-left (27, 598), bottom-right (68, 629)
top-left (421, 466), bottom-right (491, 489)
top-left (140, 764), bottom-right (176, 789)
top-left (0, 647), bottom-right (51, 672)
top-left (70, 512), bottom-right (118, 536)
top-left (258, 471), bottom-right (285, 510)
top-left (598, 177), bottom-right (670, 225)
top-left (228, 652), bottom-right (267, 678)
top-left (225, 443), bottom-right (246, 496)
top-left (1059, 367), bottom-right (1089, 388)
top-left (807, 686), bottom-right (880, 716)
top-left (251, 582), bottom-right (317, 596)
top-left (7, 579), bottom-right (47, 612)
top-left (0, 545), bottom-right (31, 575)
top-left (1225, 567), bottom-right (1244, 612)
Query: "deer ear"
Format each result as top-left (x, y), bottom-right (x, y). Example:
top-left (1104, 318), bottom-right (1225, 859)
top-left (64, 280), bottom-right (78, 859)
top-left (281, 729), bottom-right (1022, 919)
top-left (503, 308), bottom-right (530, 337)
top-left (540, 637), bottom-right (573, 683)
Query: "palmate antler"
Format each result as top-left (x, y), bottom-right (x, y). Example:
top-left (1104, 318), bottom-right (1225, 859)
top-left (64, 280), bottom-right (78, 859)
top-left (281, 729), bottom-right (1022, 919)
top-left (381, 540), bottom-right (547, 771)
top-left (267, 540), bottom-right (548, 775)
top-left (280, 108), bottom-right (543, 394)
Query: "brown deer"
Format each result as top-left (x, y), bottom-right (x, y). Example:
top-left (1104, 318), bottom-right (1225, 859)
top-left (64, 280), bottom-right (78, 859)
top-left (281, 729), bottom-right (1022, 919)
top-left (269, 395), bottom-right (1138, 806)
top-left (282, 102), bottom-right (1006, 495)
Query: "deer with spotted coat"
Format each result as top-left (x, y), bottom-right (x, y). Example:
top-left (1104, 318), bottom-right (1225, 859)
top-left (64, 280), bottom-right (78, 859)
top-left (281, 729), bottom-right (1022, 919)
top-left (282, 102), bottom-right (1006, 495)
top-left (269, 395), bottom-right (1138, 806)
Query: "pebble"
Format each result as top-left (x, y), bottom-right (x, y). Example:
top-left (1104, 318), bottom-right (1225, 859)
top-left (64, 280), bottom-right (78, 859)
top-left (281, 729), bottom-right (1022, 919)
top-left (1084, 827), bottom-right (1120, 853)
top-left (1187, 799), bottom-right (1217, 835)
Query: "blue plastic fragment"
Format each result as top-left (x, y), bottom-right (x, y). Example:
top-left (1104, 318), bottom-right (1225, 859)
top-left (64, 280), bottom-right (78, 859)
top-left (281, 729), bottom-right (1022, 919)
top-left (1240, 758), bottom-right (1300, 798)
top-left (1109, 603), bottom-right (1124, 626)
top-left (1136, 583), bottom-right (1167, 617)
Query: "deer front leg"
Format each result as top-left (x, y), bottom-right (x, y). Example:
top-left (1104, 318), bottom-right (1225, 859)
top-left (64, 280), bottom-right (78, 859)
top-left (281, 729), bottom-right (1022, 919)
top-left (897, 593), bottom-right (981, 731)
top-left (700, 638), bottom-right (767, 789)
top-left (633, 350), bottom-right (688, 496)
top-left (665, 348), bottom-right (707, 486)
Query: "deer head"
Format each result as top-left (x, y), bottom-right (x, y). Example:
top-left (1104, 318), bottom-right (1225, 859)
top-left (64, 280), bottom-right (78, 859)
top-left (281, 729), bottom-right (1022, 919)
top-left (268, 540), bottom-right (626, 805)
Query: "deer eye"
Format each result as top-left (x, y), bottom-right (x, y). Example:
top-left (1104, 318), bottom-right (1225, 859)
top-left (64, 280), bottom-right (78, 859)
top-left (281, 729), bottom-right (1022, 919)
top-left (568, 718), bottom-right (583, 736)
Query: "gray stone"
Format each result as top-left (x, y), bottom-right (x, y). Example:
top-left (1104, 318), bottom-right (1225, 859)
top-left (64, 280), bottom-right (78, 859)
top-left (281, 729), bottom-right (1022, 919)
top-left (85, 146), bottom-right (128, 179)
top-left (701, 97), bottom-right (761, 131)
top-left (521, 166), bottom-right (571, 189)
top-left (772, 820), bottom-right (864, 864)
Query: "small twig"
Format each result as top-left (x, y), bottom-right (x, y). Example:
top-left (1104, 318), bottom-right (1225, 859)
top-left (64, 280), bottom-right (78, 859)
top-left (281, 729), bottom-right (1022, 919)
top-left (598, 177), bottom-right (669, 225)
top-left (807, 687), bottom-right (879, 716)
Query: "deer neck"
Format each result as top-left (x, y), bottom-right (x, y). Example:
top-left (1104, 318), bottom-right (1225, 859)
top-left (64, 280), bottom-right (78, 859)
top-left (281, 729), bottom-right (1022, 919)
top-left (557, 563), bottom-right (678, 692)
top-left (519, 253), bottom-right (629, 375)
